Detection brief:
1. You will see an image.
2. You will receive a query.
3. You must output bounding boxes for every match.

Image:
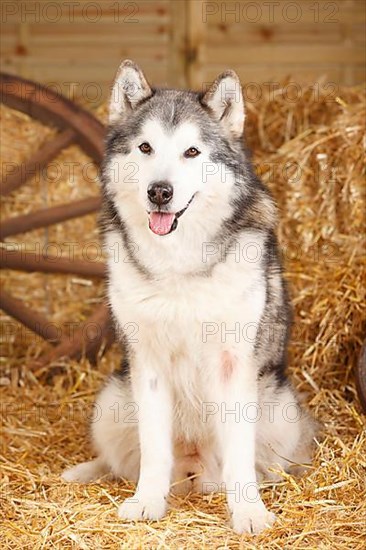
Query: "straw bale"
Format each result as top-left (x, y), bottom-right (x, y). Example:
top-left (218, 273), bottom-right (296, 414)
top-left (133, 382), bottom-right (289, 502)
top-left (1, 82), bottom-right (365, 549)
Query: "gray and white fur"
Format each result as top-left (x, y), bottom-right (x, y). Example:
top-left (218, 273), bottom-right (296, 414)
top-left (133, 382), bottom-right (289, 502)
top-left (62, 60), bottom-right (315, 534)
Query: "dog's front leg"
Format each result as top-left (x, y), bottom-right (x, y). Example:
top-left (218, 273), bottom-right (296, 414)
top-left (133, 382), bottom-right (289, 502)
top-left (118, 352), bottom-right (173, 521)
top-left (215, 351), bottom-right (276, 534)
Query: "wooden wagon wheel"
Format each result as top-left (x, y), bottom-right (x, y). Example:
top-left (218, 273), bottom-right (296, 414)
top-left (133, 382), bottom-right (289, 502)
top-left (355, 341), bottom-right (366, 414)
top-left (0, 73), bottom-right (114, 368)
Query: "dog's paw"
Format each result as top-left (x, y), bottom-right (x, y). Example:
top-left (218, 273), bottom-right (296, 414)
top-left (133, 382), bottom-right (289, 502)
top-left (61, 459), bottom-right (106, 483)
top-left (118, 494), bottom-right (167, 521)
top-left (231, 501), bottom-right (276, 535)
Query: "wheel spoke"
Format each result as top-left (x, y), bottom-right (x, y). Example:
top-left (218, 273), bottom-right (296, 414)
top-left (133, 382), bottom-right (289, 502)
top-left (0, 289), bottom-right (62, 344)
top-left (0, 128), bottom-right (75, 196)
top-left (29, 303), bottom-right (114, 368)
top-left (0, 196), bottom-right (102, 238)
top-left (0, 248), bottom-right (106, 277)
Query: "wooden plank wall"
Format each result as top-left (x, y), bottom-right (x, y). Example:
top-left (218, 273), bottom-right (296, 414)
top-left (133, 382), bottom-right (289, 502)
top-left (0, 0), bottom-right (365, 102)
top-left (202, 0), bottom-right (366, 89)
top-left (0, 1), bottom-right (173, 102)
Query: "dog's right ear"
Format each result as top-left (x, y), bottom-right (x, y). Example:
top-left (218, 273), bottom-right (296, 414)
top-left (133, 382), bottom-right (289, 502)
top-left (109, 60), bottom-right (152, 123)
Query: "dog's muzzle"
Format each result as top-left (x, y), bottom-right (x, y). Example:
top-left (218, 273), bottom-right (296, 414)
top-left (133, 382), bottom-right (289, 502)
top-left (148, 192), bottom-right (196, 236)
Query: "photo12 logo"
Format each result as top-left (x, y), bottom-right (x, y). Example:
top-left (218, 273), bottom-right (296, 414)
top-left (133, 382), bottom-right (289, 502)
top-left (1, 2), bottom-right (140, 24)
top-left (202, 240), bottom-right (263, 264)
top-left (201, 400), bottom-right (303, 424)
top-left (201, 2), bottom-right (339, 24)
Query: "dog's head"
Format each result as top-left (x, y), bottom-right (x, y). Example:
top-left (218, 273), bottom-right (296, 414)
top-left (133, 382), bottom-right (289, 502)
top-left (102, 60), bottom-right (247, 239)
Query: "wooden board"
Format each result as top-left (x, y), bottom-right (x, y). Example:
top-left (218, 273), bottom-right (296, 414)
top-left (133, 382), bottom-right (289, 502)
top-left (1, 0), bottom-right (364, 99)
top-left (0, 0), bottom-right (172, 98)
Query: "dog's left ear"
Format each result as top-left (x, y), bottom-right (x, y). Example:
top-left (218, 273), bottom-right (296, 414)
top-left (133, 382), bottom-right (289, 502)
top-left (109, 59), bottom-right (152, 123)
top-left (201, 70), bottom-right (245, 138)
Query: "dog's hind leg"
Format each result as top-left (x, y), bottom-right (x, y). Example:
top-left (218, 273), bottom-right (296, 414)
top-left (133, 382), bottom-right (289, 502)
top-left (61, 375), bottom-right (140, 485)
top-left (62, 457), bottom-right (109, 483)
top-left (255, 373), bottom-right (316, 482)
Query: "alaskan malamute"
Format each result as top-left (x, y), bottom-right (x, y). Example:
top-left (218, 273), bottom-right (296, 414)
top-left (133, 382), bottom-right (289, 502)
top-left (62, 60), bottom-right (315, 534)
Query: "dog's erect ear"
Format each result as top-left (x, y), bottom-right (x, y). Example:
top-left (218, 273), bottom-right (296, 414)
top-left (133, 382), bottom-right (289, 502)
top-left (201, 70), bottom-right (245, 138)
top-left (109, 60), bottom-right (152, 123)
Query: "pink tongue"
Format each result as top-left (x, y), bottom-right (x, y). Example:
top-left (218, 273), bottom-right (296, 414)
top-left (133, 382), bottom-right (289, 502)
top-left (149, 212), bottom-right (175, 235)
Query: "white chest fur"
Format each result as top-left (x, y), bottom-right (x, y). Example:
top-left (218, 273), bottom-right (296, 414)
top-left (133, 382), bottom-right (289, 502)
top-left (106, 229), bottom-right (266, 348)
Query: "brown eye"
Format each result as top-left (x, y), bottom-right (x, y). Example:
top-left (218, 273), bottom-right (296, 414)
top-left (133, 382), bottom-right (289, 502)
top-left (139, 142), bottom-right (152, 155)
top-left (184, 147), bottom-right (200, 158)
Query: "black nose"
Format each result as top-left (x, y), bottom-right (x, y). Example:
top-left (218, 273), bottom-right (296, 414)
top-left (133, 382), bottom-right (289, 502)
top-left (147, 181), bottom-right (173, 206)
